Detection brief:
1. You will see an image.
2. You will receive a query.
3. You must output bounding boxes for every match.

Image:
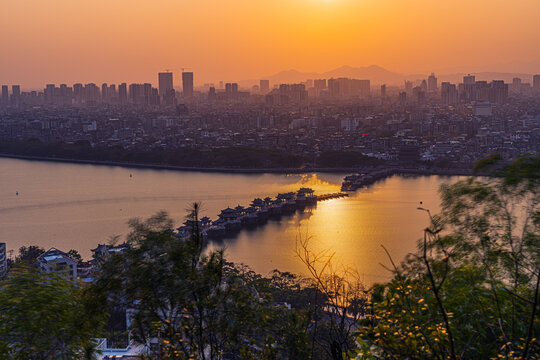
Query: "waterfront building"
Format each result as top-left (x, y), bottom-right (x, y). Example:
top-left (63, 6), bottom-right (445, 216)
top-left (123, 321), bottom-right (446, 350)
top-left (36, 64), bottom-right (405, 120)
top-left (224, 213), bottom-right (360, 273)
top-left (37, 248), bottom-right (78, 280)
top-left (0, 243), bottom-right (6, 278)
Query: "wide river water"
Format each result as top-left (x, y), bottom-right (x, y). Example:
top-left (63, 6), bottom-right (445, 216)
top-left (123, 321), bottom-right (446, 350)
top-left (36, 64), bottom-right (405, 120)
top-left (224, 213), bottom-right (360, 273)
top-left (0, 158), bottom-right (461, 283)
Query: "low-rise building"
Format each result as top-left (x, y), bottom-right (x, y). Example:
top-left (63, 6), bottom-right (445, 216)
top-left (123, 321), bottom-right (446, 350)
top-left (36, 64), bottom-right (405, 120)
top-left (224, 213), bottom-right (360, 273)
top-left (0, 242), bottom-right (7, 278)
top-left (37, 248), bottom-right (78, 280)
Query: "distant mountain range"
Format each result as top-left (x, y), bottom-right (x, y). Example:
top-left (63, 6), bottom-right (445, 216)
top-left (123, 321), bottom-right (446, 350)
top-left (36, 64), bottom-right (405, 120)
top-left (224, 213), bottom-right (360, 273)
top-left (238, 65), bottom-right (538, 88)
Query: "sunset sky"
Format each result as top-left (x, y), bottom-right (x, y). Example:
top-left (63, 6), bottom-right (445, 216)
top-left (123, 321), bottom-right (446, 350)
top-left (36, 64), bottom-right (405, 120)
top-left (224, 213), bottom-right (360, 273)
top-left (1, 0), bottom-right (539, 88)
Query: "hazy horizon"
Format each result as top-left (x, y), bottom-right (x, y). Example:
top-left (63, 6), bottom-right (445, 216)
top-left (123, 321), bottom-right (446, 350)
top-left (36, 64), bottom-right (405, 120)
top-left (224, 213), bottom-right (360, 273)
top-left (1, 0), bottom-right (540, 88)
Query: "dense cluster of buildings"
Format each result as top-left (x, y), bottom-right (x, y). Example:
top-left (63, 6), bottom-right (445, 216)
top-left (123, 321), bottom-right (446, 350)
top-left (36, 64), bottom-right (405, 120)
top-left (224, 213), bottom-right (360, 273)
top-left (1, 72), bottom-right (540, 168)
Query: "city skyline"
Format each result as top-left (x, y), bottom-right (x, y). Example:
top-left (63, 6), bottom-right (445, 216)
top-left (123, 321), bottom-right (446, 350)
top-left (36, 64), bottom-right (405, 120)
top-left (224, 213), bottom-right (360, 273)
top-left (1, 0), bottom-right (540, 88)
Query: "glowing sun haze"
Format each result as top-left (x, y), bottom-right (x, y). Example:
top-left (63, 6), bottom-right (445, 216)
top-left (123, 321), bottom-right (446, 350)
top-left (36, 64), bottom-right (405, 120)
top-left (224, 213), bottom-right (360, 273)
top-left (1, 0), bottom-right (539, 88)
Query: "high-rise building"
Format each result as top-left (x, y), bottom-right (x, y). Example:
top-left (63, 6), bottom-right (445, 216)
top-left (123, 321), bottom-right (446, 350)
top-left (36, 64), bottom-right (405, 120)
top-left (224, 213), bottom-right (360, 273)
top-left (158, 72), bottom-right (174, 98)
top-left (118, 83), bottom-right (127, 105)
top-left (259, 80), bottom-right (270, 94)
top-left (143, 83), bottom-right (152, 105)
top-left (101, 83), bottom-right (108, 102)
top-left (107, 84), bottom-right (117, 104)
top-left (413, 86), bottom-right (425, 104)
top-left (73, 83), bottom-right (83, 104)
top-left (44, 84), bottom-right (55, 104)
top-left (420, 79), bottom-right (428, 92)
top-left (380, 84), bottom-right (386, 98)
top-left (462, 74), bottom-right (476, 103)
top-left (398, 91), bottom-right (407, 103)
top-left (1, 85), bottom-right (8, 106)
top-left (84, 83), bottom-right (100, 103)
top-left (463, 75), bottom-right (476, 84)
top-left (182, 72), bottom-right (194, 98)
top-left (533, 74), bottom-right (540, 94)
top-left (490, 80), bottom-right (508, 103)
top-left (208, 86), bottom-right (216, 101)
top-left (475, 81), bottom-right (490, 101)
top-left (404, 81), bottom-right (413, 95)
top-left (11, 85), bottom-right (21, 106)
top-left (129, 83), bottom-right (145, 105)
top-left (512, 77), bottom-right (522, 93)
top-left (314, 79), bottom-right (327, 97)
top-left (441, 82), bottom-right (458, 105)
top-left (428, 73), bottom-right (438, 92)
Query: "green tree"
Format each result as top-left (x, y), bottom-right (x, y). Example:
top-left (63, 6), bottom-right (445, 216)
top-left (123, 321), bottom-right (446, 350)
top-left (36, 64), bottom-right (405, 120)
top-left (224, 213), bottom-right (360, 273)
top-left (16, 245), bottom-right (45, 265)
top-left (68, 249), bottom-right (83, 264)
top-left (354, 155), bottom-right (540, 359)
top-left (0, 266), bottom-right (105, 360)
top-left (93, 206), bottom-right (311, 359)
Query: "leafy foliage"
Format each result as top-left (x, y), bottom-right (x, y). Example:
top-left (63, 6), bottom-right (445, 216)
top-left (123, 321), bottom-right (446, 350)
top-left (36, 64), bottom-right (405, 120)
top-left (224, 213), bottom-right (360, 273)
top-left (0, 266), bottom-right (105, 360)
top-left (92, 206), bottom-right (312, 359)
top-left (354, 155), bottom-right (540, 359)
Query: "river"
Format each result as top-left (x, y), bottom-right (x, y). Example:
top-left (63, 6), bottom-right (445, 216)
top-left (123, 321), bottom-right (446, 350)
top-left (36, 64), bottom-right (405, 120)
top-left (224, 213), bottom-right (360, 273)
top-left (0, 157), bottom-right (461, 283)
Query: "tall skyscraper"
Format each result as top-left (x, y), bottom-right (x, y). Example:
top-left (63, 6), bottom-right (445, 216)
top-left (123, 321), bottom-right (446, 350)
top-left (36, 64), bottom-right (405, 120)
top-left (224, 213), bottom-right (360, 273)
top-left (463, 75), bottom-right (476, 84)
top-left (462, 74), bottom-right (477, 103)
top-left (404, 81), bottom-right (413, 95)
top-left (143, 83), bottom-right (152, 105)
top-left (380, 84), bottom-right (386, 98)
top-left (158, 72), bottom-right (174, 97)
top-left (73, 83), bottom-right (83, 104)
top-left (84, 83), bottom-right (100, 103)
top-left (441, 82), bottom-right (458, 105)
top-left (512, 77), bottom-right (522, 93)
top-left (428, 73), bottom-right (438, 92)
top-left (490, 80), bottom-right (508, 103)
top-left (118, 83), bottom-right (127, 105)
top-left (45, 84), bottom-right (55, 104)
top-left (11, 85), bottom-right (21, 106)
top-left (314, 79), bottom-right (327, 97)
top-left (101, 83), bottom-right (108, 102)
top-left (182, 72), bottom-right (194, 98)
top-left (1, 85), bottom-right (9, 106)
top-left (129, 83), bottom-right (144, 104)
top-left (259, 80), bottom-right (270, 94)
top-left (533, 74), bottom-right (540, 94)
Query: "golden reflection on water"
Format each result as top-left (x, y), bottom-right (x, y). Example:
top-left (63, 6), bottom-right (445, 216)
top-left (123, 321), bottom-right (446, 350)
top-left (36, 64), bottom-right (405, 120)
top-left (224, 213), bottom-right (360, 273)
top-left (218, 174), bottom-right (450, 284)
top-left (1, 158), bottom-right (457, 284)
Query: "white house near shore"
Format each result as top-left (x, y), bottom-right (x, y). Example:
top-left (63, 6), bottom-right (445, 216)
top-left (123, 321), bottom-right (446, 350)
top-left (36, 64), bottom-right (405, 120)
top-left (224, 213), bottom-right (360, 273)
top-left (37, 248), bottom-right (78, 280)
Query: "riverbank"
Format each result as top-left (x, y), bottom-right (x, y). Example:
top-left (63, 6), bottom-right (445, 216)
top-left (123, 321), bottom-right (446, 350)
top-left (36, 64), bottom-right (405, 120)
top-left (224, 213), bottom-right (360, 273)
top-left (0, 153), bottom-right (475, 176)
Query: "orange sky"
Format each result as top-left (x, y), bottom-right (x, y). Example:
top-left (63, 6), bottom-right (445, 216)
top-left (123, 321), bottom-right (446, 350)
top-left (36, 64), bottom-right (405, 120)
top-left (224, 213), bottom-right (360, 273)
top-left (1, 0), bottom-right (539, 89)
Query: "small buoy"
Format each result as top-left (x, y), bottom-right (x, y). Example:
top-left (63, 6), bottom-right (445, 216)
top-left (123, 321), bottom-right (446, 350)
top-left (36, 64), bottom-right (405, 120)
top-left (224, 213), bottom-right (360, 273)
top-left (129, 174), bottom-right (132, 178)
top-left (16, 191), bottom-right (19, 196)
